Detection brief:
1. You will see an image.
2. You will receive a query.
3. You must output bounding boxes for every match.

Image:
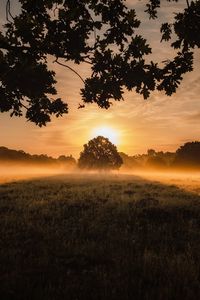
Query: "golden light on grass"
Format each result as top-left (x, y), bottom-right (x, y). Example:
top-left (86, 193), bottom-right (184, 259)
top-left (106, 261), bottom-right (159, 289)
top-left (91, 126), bottom-right (119, 145)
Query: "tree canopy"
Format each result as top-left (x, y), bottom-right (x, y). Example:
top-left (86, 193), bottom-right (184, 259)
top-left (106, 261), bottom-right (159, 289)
top-left (78, 136), bottom-right (123, 170)
top-left (0, 146), bottom-right (76, 167)
top-left (174, 141), bottom-right (200, 168)
top-left (0, 0), bottom-right (200, 125)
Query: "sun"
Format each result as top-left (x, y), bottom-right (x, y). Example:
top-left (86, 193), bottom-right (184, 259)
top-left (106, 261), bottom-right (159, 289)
top-left (91, 126), bottom-right (119, 145)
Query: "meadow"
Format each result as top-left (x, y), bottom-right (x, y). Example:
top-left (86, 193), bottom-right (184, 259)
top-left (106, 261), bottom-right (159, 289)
top-left (1, 172), bottom-right (200, 300)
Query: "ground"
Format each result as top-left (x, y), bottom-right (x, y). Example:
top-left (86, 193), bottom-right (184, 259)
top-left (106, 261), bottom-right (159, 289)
top-left (1, 172), bottom-right (200, 300)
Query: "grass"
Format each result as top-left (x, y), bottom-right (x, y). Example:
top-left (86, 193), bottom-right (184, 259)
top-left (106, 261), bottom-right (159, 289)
top-left (1, 173), bottom-right (200, 300)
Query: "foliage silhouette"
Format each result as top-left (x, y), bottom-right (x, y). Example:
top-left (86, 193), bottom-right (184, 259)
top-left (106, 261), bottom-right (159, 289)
top-left (119, 152), bottom-right (140, 169)
top-left (0, 0), bottom-right (200, 125)
top-left (147, 149), bottom-right (156, 157)
top-left (174, 141), bottom-right (200, 168)
top-left (78, 136), bottom-right (123, 170)
top-left (2, 140), bottom-right (200, 170)
top-left (0, 146), bottom-right (76, 167)
top-left (146, 155), bottom-right (167, 169)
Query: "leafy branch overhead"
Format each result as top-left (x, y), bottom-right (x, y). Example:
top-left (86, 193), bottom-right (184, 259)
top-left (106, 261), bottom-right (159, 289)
top-left (0, 0), bottom-right (199, 126)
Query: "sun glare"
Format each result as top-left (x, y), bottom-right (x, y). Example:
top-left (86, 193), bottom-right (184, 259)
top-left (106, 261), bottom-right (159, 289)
top-left (91, 126), bottom-right (119, 145)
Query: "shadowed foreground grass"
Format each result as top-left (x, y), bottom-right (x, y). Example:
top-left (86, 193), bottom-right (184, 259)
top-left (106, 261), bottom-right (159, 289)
top-left (1, 174), bottom-right (200, 300)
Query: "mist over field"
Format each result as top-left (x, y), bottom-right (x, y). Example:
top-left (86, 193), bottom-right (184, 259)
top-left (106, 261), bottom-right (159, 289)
top-left (1, 142), bottom-right (200, 300)
top-left (1, 162), bottom-right (200, 194)
top-left (1, 168), bottom-right (200, 299)
top-left (0, 164), bottom-right (73, 183)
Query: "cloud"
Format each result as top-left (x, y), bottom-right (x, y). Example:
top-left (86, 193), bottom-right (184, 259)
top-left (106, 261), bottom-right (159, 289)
top-left (184, 112), bottom-right (200, 123)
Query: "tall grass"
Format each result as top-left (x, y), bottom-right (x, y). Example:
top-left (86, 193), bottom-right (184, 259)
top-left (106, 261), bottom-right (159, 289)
top-left (1, 174), bottom-right (200, 300)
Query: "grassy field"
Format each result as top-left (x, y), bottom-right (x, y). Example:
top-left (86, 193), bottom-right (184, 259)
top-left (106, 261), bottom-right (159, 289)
top-left (1, 173), bottom-right (200, 300)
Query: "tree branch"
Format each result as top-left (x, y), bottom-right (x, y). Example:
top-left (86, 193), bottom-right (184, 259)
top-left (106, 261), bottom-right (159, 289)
top-left (83, 59), bottom-right (92, 65)
top-left (90, 16), bottom-right (97, 44)
top-left (53, 3), bottom-right (58, 17)
top-left (54, 59), bottom-right (85, 84)
top-left (20, 103), bottom-right (28, 110)
top-left (6, 0), bottom-right (10, 22)
top-left (6, 0), bottom-right (14, 22)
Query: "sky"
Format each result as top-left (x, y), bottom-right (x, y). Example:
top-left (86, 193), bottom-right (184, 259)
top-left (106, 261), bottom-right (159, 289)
top-left (0, 0), bottom-right (200, 158)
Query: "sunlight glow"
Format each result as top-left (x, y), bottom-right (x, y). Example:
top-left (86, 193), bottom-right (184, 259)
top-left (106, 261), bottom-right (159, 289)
top-left (91, 126), bottom-right (119, 145)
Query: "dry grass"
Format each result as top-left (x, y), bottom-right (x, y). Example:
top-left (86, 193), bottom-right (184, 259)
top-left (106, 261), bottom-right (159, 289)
top-left (1, 173), bottom-right (200, 300)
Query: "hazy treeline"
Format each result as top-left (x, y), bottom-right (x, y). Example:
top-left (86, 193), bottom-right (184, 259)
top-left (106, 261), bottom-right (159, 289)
top-left (0, 146), bottom-right (76, 169)
top-left (120, 141), bottom-right (200, 171)
top-left (1, 141), bottom-right (200, 171)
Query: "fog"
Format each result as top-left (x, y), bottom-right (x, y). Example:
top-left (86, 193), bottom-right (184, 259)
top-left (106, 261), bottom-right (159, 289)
top-left (127, 170), bottom-right (200, 194)
top-left (0, 163), bottom-right (74, 184)
top-left (0, 162), bottom-right (200, 195)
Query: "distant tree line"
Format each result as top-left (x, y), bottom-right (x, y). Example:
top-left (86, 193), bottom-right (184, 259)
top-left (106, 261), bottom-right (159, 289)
top-left (0, 146), bottom-right (76, 168)
top-left (1, 141), bottom-right (200, 171)
top-left (120, 141), bottom-right (200, 171)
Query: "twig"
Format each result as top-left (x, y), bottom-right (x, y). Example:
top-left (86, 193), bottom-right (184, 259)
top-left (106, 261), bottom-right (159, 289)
top-left (6, 0), bottom-right (10, 22)
top-left (83, 59), bottom-right (92, 64)
top-left (89, 15), bottom-right (97, 44)
top-left (54, 59), bottom-right (85, 83)
top-left (53, 3), bottom-right (58, 17)
top-left (21, 103), bottom-right (28, 110)
top-left (6, 0), bottom-right (14, 22)
top-left (92, 22), bottom-right (97, 43)
top-left (8, 0), bottom-right (14, 19)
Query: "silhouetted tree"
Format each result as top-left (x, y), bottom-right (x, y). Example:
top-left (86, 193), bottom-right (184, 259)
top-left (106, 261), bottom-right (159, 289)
top-left (119, 152), bottom-right (141, 170)
top-left (146, 156), bottom-right (167, 169)
top-left (0, 0), bottom-right (199, 125)
top-left (0, 146), bottom-right (76, 167)
top-left (78, 136), bottom-right (123, 170)
top-left (147, 149), bottom-right (156, 157)
top-left (174, 141), bottom-right (200, 168)
top-left (58, 155), bottom-right (76, 167)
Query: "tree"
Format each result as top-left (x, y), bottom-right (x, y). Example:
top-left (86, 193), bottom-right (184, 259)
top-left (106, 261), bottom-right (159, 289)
top-left (174, 141), bottom-right (200, 168)
top-left (146, 156), bottom-right (167, 169)
top-left (78, 136), bottom-right (123, 170)
top-left (147, 149), bottom-right (156, 157)
top-left (58, 155), bottom-right (76, 167)
top-left (119, 152), bottom-right (140, 170)
top-left (0, 0), bottom-right (200, 126)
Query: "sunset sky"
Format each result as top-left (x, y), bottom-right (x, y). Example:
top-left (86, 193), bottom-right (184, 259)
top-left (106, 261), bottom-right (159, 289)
top-left (0, 0), bottom-right (200, 159)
